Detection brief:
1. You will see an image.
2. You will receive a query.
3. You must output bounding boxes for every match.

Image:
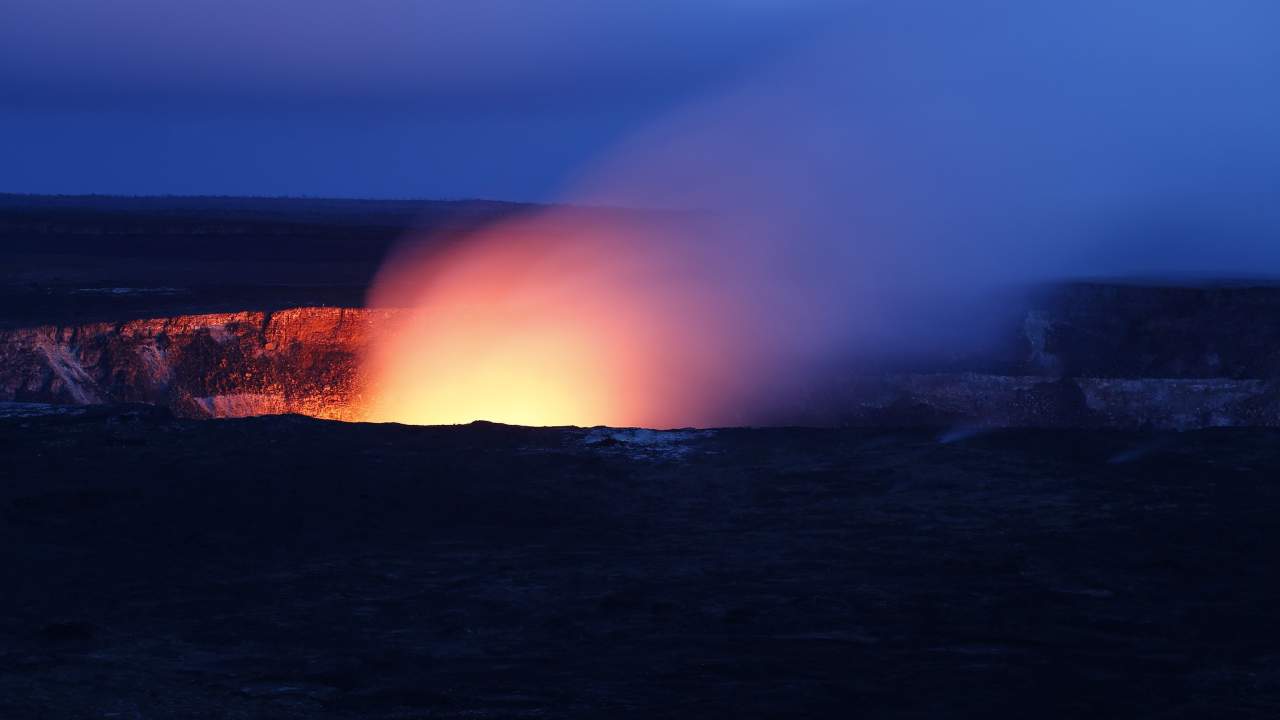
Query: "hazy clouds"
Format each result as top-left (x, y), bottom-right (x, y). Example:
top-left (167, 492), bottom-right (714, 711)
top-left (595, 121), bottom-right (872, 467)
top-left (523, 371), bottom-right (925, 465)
top-left (4, 0), bottom-right (1278, 208)
top-left (1, 1), bottom-right (836, 108)
top-left (0, 1), bottom-right (838, 198)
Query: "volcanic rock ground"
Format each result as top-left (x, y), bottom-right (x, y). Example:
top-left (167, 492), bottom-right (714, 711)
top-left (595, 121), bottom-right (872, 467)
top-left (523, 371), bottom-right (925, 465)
top-left (3, 408), bottom-right (1280, 718)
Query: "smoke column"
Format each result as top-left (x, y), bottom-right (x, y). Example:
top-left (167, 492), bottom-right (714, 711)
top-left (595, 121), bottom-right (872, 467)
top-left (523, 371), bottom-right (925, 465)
top-left (364, 0), bottom-right (1280, 427)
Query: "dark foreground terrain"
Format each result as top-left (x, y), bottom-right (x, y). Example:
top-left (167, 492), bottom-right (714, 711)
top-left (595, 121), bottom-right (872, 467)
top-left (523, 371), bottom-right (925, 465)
top-left (3, 408), bottom-right (1279, 718)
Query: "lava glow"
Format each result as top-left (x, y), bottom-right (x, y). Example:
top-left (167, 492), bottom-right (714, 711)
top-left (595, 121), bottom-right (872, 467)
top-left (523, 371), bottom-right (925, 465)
top-left (361, 213), bottom-right (769, 428)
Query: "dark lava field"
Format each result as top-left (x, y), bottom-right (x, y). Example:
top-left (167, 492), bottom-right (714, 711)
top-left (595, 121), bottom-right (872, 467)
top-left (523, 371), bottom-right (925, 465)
top-left (3, 408), bottom-right (1279, 718)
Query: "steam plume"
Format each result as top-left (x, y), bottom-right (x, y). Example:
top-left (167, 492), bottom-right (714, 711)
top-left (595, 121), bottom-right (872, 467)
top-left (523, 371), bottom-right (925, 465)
top-left (365, 0), bottom-right (1280, 427)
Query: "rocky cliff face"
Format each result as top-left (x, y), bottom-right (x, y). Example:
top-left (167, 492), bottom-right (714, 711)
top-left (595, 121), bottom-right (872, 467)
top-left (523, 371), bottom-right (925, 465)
top-left (5, 283), bottom-right (1280, 428)
top-left (0, 308), bottom-right (395, 420)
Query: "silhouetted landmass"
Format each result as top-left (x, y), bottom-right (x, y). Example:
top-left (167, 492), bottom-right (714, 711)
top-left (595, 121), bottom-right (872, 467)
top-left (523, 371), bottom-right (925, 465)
top-left (0, 194), bottom-right (544, 326)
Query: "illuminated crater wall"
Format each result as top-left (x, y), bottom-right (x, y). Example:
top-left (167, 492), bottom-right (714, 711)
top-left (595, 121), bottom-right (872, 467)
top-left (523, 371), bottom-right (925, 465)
top-left (0, 308), bottom-right (391, 420)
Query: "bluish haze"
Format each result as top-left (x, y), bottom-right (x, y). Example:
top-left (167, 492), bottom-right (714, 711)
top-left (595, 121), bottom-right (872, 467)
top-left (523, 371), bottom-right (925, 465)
top-left (1, 0), bottom-right (836, 200)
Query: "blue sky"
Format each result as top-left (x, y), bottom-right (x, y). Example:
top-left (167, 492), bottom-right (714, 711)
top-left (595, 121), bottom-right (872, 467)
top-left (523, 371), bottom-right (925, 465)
top-left (0, 1), bottom-right (835, 200)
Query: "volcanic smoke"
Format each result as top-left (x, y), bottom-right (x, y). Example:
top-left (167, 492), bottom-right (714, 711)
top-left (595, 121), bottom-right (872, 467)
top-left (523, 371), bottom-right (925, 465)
top-left (360, 211), bottom-right (795, 427)
top-left (362, 0), bottom-right (1280, 428)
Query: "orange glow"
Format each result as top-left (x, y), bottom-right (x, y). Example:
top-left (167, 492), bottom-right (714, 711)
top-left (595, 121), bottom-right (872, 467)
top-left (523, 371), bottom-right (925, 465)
top-left (361, 213), bottom-right (764, 428)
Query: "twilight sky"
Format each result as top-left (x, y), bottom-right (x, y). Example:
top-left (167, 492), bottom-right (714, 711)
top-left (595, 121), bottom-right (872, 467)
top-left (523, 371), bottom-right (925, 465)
top-left (1, 1), bottom-right (838, 201)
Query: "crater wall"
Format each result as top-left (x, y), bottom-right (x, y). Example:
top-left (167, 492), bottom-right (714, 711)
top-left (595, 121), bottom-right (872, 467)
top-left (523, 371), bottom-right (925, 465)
top-left (0, 308), bottom-right (394, 420)
top-left (5, 283), bottom-right (1280, 428)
